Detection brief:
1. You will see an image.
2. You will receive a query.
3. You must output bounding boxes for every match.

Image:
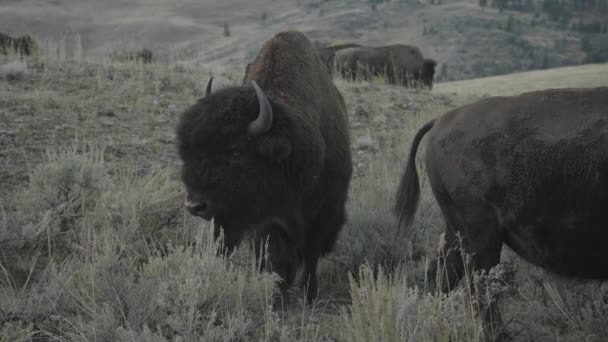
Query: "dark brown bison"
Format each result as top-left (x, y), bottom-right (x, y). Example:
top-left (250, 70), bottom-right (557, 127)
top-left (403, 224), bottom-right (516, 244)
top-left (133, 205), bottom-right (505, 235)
top-left (395, 87), bottom-right (608, 336)
top-left (316, 43), bottom-right (362, 76)
top-left (0, 33), bottom-right (38, 55)
top-left (333, 44), bottom-right (436, 89)
top-left (109, 48), bottom-right (153, 64)
top-left (177, 31), bottom-right (352, 304)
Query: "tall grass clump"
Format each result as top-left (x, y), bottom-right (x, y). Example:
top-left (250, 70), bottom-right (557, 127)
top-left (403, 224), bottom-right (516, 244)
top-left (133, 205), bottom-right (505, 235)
top-left (335, 158), bottom-right (410, 275)
top-left (504, 271), bottom-right (608, 341)
top-left (0, 59), bottom-right (30, 82)
top-left (541, 281), bottom-right (608, 341)
top-left (47, 235), bottom-right (279, 341)
top-left (6, 144), bottom-right (108, 247)
top-left (342, 264), bottom-right (486, 342)
top-left (0, 143), bottom-right (286, 341)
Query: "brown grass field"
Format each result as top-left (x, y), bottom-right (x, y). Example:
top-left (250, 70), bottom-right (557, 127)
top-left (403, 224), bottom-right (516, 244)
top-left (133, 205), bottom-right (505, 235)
top-left (1, 1), bottom-right (608, 340)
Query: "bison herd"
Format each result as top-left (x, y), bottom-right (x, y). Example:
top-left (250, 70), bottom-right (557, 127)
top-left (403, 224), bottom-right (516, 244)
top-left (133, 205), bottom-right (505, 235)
top-left (176, 30), bottom-right (608, 339)
top-left (1, 32), bottom-right (154, 64)
top-left (4, 28), bottom-right (607, 340)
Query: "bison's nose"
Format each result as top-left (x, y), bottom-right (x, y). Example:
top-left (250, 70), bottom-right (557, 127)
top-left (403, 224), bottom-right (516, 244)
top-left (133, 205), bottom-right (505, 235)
top-left (185, 198), bottom-right (215, 220)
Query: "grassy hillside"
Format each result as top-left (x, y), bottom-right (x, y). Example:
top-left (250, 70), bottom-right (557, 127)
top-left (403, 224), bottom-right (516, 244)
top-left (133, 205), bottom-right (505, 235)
top-left (434, 62), bottom-right (608, 104)
top-left (1, 47), bottom-right (607, 341)
top-left (1, 0), bottom-right (604, 80)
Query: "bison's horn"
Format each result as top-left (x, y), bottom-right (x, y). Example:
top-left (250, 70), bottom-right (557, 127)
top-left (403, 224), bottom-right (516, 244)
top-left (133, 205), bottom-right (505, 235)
top-left (248, 81), bottom-right (273, 136)
top-left (204, 77), bottom-right (213, 97)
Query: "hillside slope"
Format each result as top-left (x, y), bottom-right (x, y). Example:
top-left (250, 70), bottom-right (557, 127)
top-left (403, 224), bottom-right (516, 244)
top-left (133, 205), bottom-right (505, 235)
top-left (0, 0), bottom-right (602, 80)
top-left (1, 48), bottom-right (608, 340)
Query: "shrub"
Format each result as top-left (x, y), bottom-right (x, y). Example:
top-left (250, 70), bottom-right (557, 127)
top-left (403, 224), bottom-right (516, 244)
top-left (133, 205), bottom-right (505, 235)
top-left (0, 59), bottom-right (29, 81)
top-left (342, 264), bottom-right (486, 342)
top-left (0, 144), bottom-right (283, 340)
top-left (7, 144), bottom-right (108, 246)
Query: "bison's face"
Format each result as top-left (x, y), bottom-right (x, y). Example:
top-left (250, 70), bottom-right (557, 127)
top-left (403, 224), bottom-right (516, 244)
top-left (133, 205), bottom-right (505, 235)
top-left (177, 81), bottom-right (295, 232)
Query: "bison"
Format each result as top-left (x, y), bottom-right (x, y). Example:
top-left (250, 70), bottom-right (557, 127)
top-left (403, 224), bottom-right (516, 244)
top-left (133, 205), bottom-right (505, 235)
top-left (395, 87), bottom-right (608, 336)
top-left (177, 31), bottom-right (352, 304)
top-left (316, 43), bottom-right (362, 76)
top-left (332, 44), bottom-right (436, 89)
top-left (0, 33), bottom-right (38, 56)
top-left (109, 48), bottom-right (153, 64)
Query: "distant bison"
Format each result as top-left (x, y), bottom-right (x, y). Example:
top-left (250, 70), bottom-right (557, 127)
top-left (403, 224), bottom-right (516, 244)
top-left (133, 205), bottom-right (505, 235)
top-left (109, 48), bottom-right (153, 64)
top-left (331, 44), bottom-right (436, 89)
top-left (395, 87), bottom-right (608, 334)
top-left (177, 31), bottom-right (352, 304)
top-left (0, 33), bottom-right (38, 56)
top-left (316, 43), bottom-right (362, 76)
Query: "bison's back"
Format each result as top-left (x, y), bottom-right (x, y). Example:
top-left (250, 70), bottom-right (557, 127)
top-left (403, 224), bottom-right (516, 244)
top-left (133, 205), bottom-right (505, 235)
top-left (388, 45), bottom-right (424, 72)
top-left (243, 30), bottom-right (352, 215)
top-left (334, 47), bottom-right (391, 79)
top-left (426, 87), bottom-right (608, 279)
top-left (244, 31), bottom-right (343, 125)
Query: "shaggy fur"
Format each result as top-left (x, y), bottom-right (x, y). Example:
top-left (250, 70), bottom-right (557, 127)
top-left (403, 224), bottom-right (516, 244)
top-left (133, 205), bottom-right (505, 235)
top-left (316, 43), bottom-right (363, 76)
top-left (395, 87), bottom-right (608, 336)
top-left (177, 31), bottom-right (352, 303)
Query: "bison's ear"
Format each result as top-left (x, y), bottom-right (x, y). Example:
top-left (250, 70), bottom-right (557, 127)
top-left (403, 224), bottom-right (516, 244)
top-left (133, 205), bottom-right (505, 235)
top-left (257, 136), bottom-right (292, 162)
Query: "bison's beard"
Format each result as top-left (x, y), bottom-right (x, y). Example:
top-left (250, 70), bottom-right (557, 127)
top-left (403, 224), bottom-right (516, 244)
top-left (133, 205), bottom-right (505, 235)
top-left (210, 197), bottom-right (301, 256)
top-left (209, 209), bottom-right (268, 253)
top-left (213, 222), bottom-right (246, 254)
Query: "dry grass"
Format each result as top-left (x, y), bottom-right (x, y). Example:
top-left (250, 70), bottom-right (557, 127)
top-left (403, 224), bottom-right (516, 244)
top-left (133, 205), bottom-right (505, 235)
top-left (434, 62), bottom-right (608, 105)
top-left (1, 0), bottom-right (596, 81)
top-left (1, 49), bottom-right (608, 341)
top-left (0, 59), bottom-right (29, 81)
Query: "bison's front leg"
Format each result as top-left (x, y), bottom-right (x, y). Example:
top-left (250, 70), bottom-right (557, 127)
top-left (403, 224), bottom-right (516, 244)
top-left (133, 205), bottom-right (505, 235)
top-left (252, 219), bottom-right (302, 310)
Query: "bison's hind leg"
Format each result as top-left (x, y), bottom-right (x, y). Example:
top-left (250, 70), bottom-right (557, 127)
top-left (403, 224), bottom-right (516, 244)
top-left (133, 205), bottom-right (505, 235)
top-left (428, 228), bottom-right (466, 293)
top-left (429, 178), bottom-right (506, 339)
top-left (430, 219), bottom-right (506, 341)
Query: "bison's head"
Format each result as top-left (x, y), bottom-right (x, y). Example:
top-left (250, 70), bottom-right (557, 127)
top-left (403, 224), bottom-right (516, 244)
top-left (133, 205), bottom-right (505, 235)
top-left (177, 79), bottom-right (311, 243)
top-left (421, 59), bottom-right (436, 90)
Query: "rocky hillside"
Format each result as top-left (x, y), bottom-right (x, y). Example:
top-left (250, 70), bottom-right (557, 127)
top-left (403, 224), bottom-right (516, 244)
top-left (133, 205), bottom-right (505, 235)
top-left (1, 0), bottom-right (605, 81)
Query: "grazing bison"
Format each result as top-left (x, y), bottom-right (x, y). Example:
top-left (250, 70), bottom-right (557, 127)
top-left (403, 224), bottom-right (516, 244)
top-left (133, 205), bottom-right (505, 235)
top-left (333, 44), bottom-right (436, 89)
top-left (109, 48), bottom-right (153, 64)
top-left (0, 33), bottom-right (38, 55)
top-left (395, 87), bottom-right (608, 336)
top-left (177, 31), bottom-right (352, 304)
top-left (316, 43), bottom-right (362, 75)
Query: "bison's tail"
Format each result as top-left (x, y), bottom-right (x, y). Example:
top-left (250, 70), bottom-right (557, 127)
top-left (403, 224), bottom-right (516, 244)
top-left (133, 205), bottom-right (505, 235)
top-left (394, 119), bottom-right (435, 232)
